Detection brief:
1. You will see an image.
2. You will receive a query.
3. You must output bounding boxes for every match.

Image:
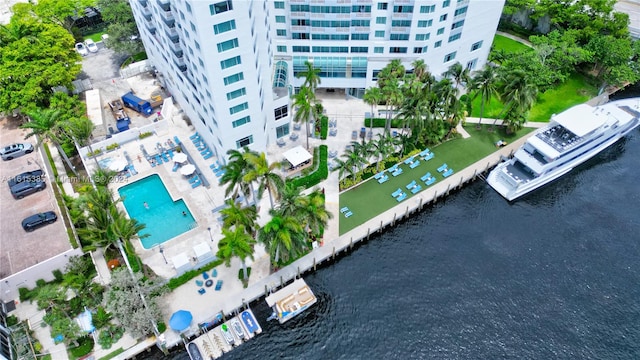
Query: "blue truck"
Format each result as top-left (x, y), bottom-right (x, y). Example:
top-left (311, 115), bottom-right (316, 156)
top-left (121, 92), bottom-right (153, 116)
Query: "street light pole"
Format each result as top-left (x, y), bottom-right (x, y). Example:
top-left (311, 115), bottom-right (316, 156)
top-left (207, 227), bottom-right (213, 242)
top-left (159, 245), bottom-right (167, 264)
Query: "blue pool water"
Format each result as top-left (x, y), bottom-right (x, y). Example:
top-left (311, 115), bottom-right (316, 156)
top-left (118, 174), bottom-right (196, 249)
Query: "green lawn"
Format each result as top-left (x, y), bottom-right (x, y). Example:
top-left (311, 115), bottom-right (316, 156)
top-left (84, 31), bottom-right (106, 42)
top-left (470, 73), bottom-right (598, 122)
top-left (491, 34), bottom-right (531, 54)
top-left (338, 125), bottom-right (535, 234)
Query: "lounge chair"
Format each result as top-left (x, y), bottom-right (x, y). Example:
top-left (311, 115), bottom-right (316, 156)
top-left (410, 160), bottom-right (421, 169)
top-left (406, 180), bottom-right (417, 190)
top-left (203, 152), bottom-right (213, 160)
top-left (150, 161), bottom-right (156, 168)
top-left (391, 188), bottom-right (403, 198)
top-left (173, 136), bottom-right (182, 145)
top-left (212, 269), bottom-right (218, 277)
top-left (426, 177), bottom-right (436, 186)
top-left (340, 207), bottom-right (349, 213)
top-left (155, 155), bottom-right (163, 165)
top-left (378, 175), bottom-right (389, 184)
top-left (345, 211), bottom-right (353, 218)
top-left (168, 149), bottom-right (174, 158)
top-left (411, 184), bottom-right (422, 194)
top-left (191, 179), bottom-right (201, 188)
top-left (189, 175), bottom-right (199, 184)
top-left (129, 165), bottom-right (138, 175)
top-left (215, 170), bottom-right (225, 177)
top-left (215, 280), bottom-right (223, 291)
top-left (437, 163), bottom-right (448, 173)
top-left (189, 133), bottom-right (200, 140)
top-left (388, 164), bottom-right (399, 172)
top-left (198, 288), bottom-right (206, 295)
top-left (403, 157), bottom-right (414, 165)
top-left (443, 168), bottom-right (454, 177)
top-left (203, 271), bottom-right (210, 280)
top-left (392, 168), bottom-right (403, 177)
top-left (172, 163), bottom-right (180, 172)
top-left (162, 152), bottom-right (169, 162)
top-left (396, 193), bottom-right (407, 202)
top-left (419, 149), bottom-right (430, 157)
top-left (420, 172), bottom-right (432, 182)
top-left (195, 279), bottom-right (204, 287)
top-left (422, 152), bottom-right (434, 161)
top-left (374, 171), bottom-right (385, 180)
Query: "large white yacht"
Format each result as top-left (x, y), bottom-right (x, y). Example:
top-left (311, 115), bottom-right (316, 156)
top-left (487, 98), bottom-right (640, 201)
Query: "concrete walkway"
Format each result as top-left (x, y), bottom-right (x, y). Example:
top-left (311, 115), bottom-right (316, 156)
top-left (496, 30), bottom-right (533, 47)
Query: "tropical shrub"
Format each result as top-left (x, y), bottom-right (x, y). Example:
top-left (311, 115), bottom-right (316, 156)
top-left (69, 336), bottom-right (94, 358)
top-left (287, 145), bottom-right (328, 189)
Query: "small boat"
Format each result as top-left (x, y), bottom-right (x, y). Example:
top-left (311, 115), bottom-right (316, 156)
top-left (186, 342), bottom-right (204, 360)
top-left (230, 319), bottom-right (245, 339)
top-left (220, 324), bottom-right (235, 345)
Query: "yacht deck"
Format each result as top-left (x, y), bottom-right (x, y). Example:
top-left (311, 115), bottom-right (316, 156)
top-left (535, 125), bottom-right (585, 153)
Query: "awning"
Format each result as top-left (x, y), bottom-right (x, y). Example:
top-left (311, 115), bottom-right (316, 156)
top-left (173, 152), bottom-right (188, 163)
top-left (181, 164), bottom-right (196, 176)
top-left (108, 158), bottom-right (128, 172)
top-left (283, 145), bottom-right (312, 167)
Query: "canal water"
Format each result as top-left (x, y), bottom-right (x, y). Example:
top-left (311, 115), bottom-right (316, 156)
top-left (142, 88), bottom-right (640, 359)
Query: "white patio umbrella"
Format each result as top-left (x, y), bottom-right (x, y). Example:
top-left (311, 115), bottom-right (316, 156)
top-left (180, 164), bottom-right (196, 176)
top-left (108, 158), bottom-right (128, 171)
top-left (173, 152), bottom-right (188, 164)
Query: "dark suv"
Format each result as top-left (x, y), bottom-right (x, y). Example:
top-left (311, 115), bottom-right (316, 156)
top-left (22, 211), bottom-right (57, 232)
top-left (10, 179), bottom-right (46, 199)
top-left (8, 169), bottom-right (45, 188)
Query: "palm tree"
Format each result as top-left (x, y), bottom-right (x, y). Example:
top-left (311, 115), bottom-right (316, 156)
top-left (220, 199), bottom-right (258, 235)
top-left (292, 86), bottom-right (315, 149)
top-left (381, 78), bottom-right (402, 134)
top-left (411, 59), bottom-right (428, 81)
top-left (496, 69), bottom-right (538, 132)
top-left (373, 134), bottom-right (395, 171)
top-left (297, 189), bottom-right (332, 238)
top-left (297, 60), bottom-right (321, 92)
top-left (363, 86), bottom-right (382, 134)
top-left (21, 108), bottom-right (78, 175)
top-left (220, 148), bottom-right (254, 206)
top-left (276, 185), bottom-right (304, 218)
top-left (243, 152), bottom-right (284, 209)
top-left (469, 65), bottom-right (498, 128)
top-left (217, 225), bottom-right (256, 282)
top-left (443, 62), bottom-right (470, 89)
top-left (258, 211), bottom-right (306, 265)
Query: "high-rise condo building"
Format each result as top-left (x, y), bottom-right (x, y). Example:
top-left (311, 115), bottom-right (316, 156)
top-left (130, 0), bottom-right (505, 159)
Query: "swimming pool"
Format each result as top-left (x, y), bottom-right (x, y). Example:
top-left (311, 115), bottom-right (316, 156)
top-left (118, 174), bottom-right (196, 249)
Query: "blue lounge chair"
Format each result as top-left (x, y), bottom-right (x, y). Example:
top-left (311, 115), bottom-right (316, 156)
top-left (420, 172), bottom-right (432, 182)
top-left (202, 271), bottom-right (210, 280)
top-left (191, 179), bottom-right (201, 188)
top-left (388, 164), bottom-right (398, 172)
top-left (172, 162), bottom-right (180, 172)
top-left (189, 175), bottom-right (199, 184)
top-left (174, 136), bottom-right (182, 145)
top-left (215, 280), bottom-right (223, 291)
top-left (374, 171), bottom-right (385, 180)
top-left (162, 152), bottom-right (169, 162)
top-left (168, 149), bottom-right (174, 158)
top-left (198, 288), bottom-right (206, 295)
top-left (155, 155), bottom-right (163, 165)
top-left (419, 149), bottom-right (430, 157)
top-left (195, 279), bottom-right (204, 287)
top-left (215, 170), bottom-right (225, 177)
top-left (340, 207), bottom-right (349, 213)
top-left (391, 188), bottom-right (403, 198)
top-left (406, 180), bottom-right (417, 190)
top-left (189, 133), bottom-right (199, 140)
top-left (129, 165), bottom-right (138, 175)
top-left (411, 184), bottom-right (422, 194)
top-left (404, 157), bottom-right (414, 165)
top-left (426, 177), bottom-right (436, 186)
top-left (437, 163), bottom-right (448, 173)
top-left (443, 168), bottom-right (454, 177)
top-left (203, 152), bottom-right (213, 160)
top-left (210, 163), bottom-right (218, 170)
top-left (410, 160), bottom-right (421, 169)
top-left (345, 211), bottom-right (353, 218)
top-left (150, 160), bottom-right (156, 168)
top-left (378, 175), bottom-right (389, 184)
top-left (212, 269), bottom-right (218, 277)
top-left (396, 193), bottom-right (407, 202)
top-left (392, 168), bottom-right (403, 177)
top-left (422, 153), bottom-right (434, 161)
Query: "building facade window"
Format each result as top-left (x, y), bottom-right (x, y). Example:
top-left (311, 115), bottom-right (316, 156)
top-left (471, 40), bottom-right (483, 51)
top-left (274, 1), bottom-right (284, 9)
top-left (393, 5), bottom-right (413, 13)
top-left (277, 45), bottom-right (287, 52)
top-left (375, 30), bottom-right (385, 38)
top-left (451, 20), bottom-right (464, 29)
top-left (229, 102), bottom-right (248, 115)
top-left (274, 105), bottom-right (288, 120)
top-left (276, 124), bottom-right (290, 138)
top-left (293, 46), bottom-right (310, 52)
top-left (417, 20), bottom-right (433, 27)
top-left (210, 0), bottom-right (233, 15)
top-left (232, 115), bottom-right (251, 128)
top-left (292, 32), bottom-right (309, 39)
top-left (351, 19), bottom-right (370, 27)
top-left (376, 17), bottom-right (386, 24)
top-left (454, 6), bottom-right (468, 16)
top-left (415, 33), bottom-right (430, 41)
top-left (391, 20), bottom-right (412, 27)
top-left (389, 47), bottom-right (407, 53)
top-left (275, 16), bottom-right (286, 23)
top-left (442, 0), bottom-right (451, 7)
top-left (390, 33), bottom-right (409, 40)
top-left (420, 5), bottom-right (436, 13)
top-left (378, 3), bottom-right (388, 10)
top-left (276, 29), bottom-right (286, 36)
top-left (217, 38), bottom-right (239, 52)
top-left (351, 33), bottom-right (369, 40)
top-left (440, 14), bottom-right (448, 22)
top-left (413, 47), bottom-right (423, 53)
top-left (351, 47), bottom-right (368, 53)
top-left (374, 46), bottom-right (384, 53)
top-left (448, 33), bottom-right (461, 42)
top-left (220, 55), bottom-right (242, 69)
top-left (444, 51), bottom-right (457, 62)
top-left (466, 58), bottom-right (478, 70)
top-left (437, 27), bottom-right (445, 35)
top-left (236, 135), bottom-right (253, 148)
top-left (434, 40), bottom-right (442, 48)
top-left (223, 72), bottom-right (244, 85)
top-left (226, 87), bottom-right (247, 100)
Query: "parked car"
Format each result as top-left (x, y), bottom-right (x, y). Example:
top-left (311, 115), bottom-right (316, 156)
top-left (75, 42), bottom-right (88, 56)
top-left (1, 143), bottom-right (34, 160)
top-left (10, 180), bottom-right (46, 199)
top-left (85, 39), bottom-right (98, 53)
top-left (8, 169), bottom-right (44, 188)
top-left (22, 211), bottom-right (57, 232)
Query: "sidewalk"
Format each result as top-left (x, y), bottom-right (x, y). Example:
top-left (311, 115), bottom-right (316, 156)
top-left (496, 30), bottom-right (533, 47)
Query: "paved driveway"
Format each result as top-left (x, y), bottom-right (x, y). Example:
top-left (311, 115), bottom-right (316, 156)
top-left (0, 119), bottom-right (71, 278)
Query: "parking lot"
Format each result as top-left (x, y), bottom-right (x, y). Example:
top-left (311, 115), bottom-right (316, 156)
top-left (0, 119), bottom-right (71, 279)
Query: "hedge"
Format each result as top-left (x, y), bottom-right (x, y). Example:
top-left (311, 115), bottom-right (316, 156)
top-left (167, 259), bottom-right (224, 290)
top-left (320, 116), bottom-right (328, 140)
top-left (364, 117), bottom-right (403, 128)
top-left (287, 145), bottom-right (328, 190)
